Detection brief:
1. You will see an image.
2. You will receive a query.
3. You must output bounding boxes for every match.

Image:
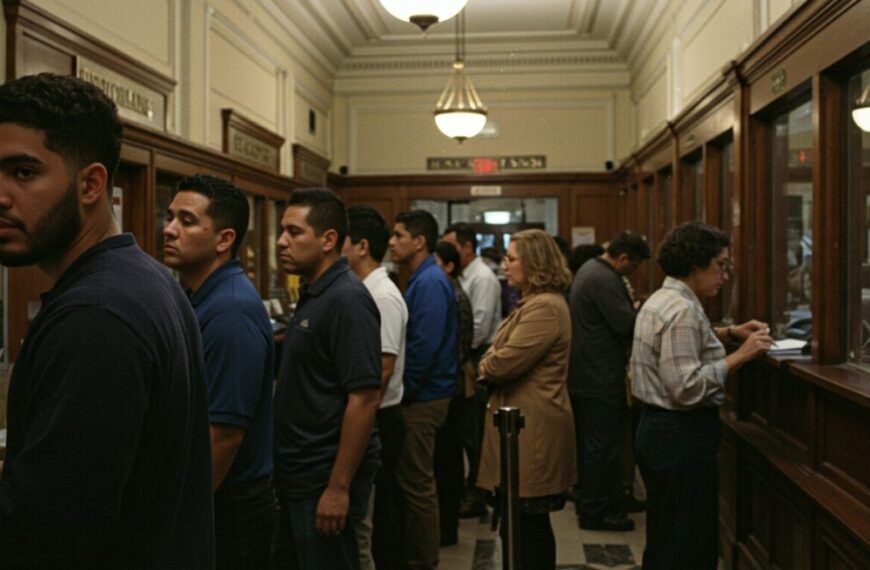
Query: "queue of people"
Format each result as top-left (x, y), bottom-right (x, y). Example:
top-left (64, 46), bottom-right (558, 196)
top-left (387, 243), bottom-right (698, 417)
top-left (0, 72), bottom-right (774, 570)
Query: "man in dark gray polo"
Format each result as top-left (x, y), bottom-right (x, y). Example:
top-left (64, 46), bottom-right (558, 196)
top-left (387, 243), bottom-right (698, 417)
top-left (569, 231), bottom-right (650, 532)
top-left (271, 187), bottom-right (382, 569)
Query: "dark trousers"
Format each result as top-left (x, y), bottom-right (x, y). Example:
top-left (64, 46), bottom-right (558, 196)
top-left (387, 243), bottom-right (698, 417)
top-left (434, 394), bottom-right (465, 542)
top-left (214, 474), bottom-right (278, 570)
top-left (464, 344), bottom-right (490, 489)
top-left (272, 469), bottom-right (375, 570)
top-left (499, 512), bottom-right (556, 570)
top-left (578, 394), bottom-right (628, 521)
top-left (371, 405), bottom-right (407, 570)
top-left (569, 394), bottom-right (584, 493)
top-left (635, 406), bottom-right (720, 570)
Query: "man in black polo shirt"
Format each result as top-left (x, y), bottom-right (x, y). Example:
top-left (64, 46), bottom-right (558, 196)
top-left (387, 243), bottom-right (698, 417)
top-left (272, 187), bottom-right (382, 569)
top-left (0, 73), bottom-right (213, 567)
top-left (163, 174), bottom-right (276, 569)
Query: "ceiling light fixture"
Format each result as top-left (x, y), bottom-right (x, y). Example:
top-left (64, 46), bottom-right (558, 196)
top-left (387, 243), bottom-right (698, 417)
top-left (378, 0), bottom-right (468, 31)
top-left (433, 9), bottom-right (487, 143)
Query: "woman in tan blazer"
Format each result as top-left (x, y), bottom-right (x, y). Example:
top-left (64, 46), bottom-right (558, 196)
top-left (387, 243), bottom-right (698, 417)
top-left (477, 229), bottom-right (575, 570)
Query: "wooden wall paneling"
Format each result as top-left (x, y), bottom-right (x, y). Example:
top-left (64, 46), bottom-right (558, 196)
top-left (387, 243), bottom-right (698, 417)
top-left (570, 185), bottom-right (621, 245)
top-left (771, 367), bottom-right (812, 457)
top-left (637, 177), bottom-right (653, 297)
top-left (677, 153), bottom-right (698, 224)
top-left (733, 81), bottom-right (753, 325)
top-left (740, 451), bottom-right (774, 567)
top-left (114, 162), bottom-right (148, 244)
top-left (749, 115), bottom-right (771, 322)
top-left (743, 0), bottom-right (870, 115)
top-left (812, 73), bottom-right (848, 364)
top-left (703, 143), bottom-right (725, 323)
top-left (118, 142), bottom-right (152, 247)
top-left (816, 514), bottom-right (870, 569)
top-left (719, 426), bottom-right (740, 568)
top-left (652, 170), bottom-right (671, 289)
top-left (748, 362), bottom-right (772, 427)
top-left (769, 475), bottom-right (813, 570)
top-left (817, 393), bottom-right (870, 509)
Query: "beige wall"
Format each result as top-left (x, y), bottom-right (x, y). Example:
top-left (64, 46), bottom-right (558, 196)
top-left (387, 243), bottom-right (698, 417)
top-left (335, 86), bottom-right (630, 174)
top-left (630, 0), bottom-right (801, 148)
top-left (28, 0), bottom-right (334, 177)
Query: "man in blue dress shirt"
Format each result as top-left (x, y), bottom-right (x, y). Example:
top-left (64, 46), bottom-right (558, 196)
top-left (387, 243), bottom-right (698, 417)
top-left (388, 210), bottom-right (457, 570)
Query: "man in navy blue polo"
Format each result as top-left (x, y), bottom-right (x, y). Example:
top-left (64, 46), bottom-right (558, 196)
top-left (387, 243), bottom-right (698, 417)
top-left (163, 174), bottom-right (276, 568)
top-left (388, 210), bottom-right (457, 570)
top-left (272, 187), bottom-right (382, 569)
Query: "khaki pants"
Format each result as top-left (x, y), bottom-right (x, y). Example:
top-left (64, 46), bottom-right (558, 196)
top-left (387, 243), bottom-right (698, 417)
top-left (396, 398), bottom-right (451, 570)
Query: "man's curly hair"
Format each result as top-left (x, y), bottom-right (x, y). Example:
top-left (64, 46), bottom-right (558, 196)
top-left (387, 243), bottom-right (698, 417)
top-left (657, 221), bottom-right (730, 278)
top-left (0, 73), bottom-right (123, 189)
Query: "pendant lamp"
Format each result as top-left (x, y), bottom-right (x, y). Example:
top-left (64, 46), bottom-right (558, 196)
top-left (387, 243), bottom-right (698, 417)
top-left (378, 0), bottom-right (468, 31)
top-left (433, 10), bottom-right (487, 142)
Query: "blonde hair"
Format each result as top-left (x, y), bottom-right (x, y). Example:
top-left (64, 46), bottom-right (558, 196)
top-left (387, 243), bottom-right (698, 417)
top-left (511, 229), bottom-right (572, 295)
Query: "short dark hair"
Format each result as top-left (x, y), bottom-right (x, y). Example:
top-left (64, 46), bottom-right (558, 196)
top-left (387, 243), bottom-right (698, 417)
top-left (347, 206), bottom-right (389, 263)
top-left (444, 222), bottom-right (477, 251)
top-left (435, 240), bottom-right (462, 279)
top-left (396, 210), bottom-right (439, 254)
top-left (568, 244), bottom-right (605, 274)
top-left (658, 221), bottom-right (731, 278)
top-left (288, 187), bottom-right (348, 247)
top-left (607, 231), bottom-right (651, 262)
top-left (176, 174), bottom-right (249, 257)
top-left (0, 73), bottom-right (123, 191)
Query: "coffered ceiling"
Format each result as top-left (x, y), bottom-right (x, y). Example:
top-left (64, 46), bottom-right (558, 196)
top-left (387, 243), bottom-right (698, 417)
top-left (277, 0), bottom-right (669, 77)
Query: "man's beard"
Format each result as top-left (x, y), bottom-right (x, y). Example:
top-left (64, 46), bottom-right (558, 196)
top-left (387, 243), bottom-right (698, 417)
top-left (0, 180), bottom-right (82, 267)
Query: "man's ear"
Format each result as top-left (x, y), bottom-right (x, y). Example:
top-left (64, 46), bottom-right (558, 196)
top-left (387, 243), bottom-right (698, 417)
top-left (358, 238), bottom-right (370, 259)
top-left (412, 234), bottom-right (426, 253)
top-left (216, 228), bottom-right (237, 255)
top-left (321, 228), bottom-right (340, 254)
top-left (78, 162), bottom-right (109, 206)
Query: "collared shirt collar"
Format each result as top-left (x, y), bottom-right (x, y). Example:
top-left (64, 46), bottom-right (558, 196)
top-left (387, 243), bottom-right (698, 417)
top-left (363, 265), bottom-right (389, 288)
top-left (408, 255), bottom-right (436, 285)
top-left (662, 276), bottom-right (704, 313)
top-left (44, 234), bottom-right (135, 303)
top-left (189, 258), bottom-right (244, 307)
top-left (301, 257), bottom-right (350, 299)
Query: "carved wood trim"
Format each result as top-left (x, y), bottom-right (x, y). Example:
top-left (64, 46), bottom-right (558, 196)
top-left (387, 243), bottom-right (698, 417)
top-left (3, 0), bottom-right (175, 93)
top-left (221, 109), bottom-right (285, 173)
top-left (292, 144), bottom-right (331, 187)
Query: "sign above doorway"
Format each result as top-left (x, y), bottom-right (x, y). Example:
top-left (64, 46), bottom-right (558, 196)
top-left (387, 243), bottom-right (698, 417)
top-left (426, 155), bottom-right (547, 173)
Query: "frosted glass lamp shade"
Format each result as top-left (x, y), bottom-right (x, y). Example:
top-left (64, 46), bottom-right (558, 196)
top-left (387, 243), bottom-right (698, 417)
top-left (378, 0), bottom-right (469, 30)
top-left (434, 111), bottom-right (487, 141)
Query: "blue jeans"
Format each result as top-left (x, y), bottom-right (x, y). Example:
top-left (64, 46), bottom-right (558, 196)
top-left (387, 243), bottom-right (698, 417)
top-left (578, 393), bottom-right (627, 521)
top-left (272, 469), bottom-right (375, 570)
top-left (635, 405), bottom-right (720, 570)
top-left (214, 474), bottom-right (278, 569)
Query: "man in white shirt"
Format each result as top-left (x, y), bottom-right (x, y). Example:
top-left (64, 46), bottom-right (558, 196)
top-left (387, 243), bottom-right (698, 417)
top-left (344, 206), bottom-right (409, 570)
top-left (442, 223), bottom-right (502, 517)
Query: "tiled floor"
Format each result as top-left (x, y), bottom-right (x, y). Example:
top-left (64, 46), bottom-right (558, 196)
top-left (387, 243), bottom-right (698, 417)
top-left (439, 502), bottom-right (645, 569)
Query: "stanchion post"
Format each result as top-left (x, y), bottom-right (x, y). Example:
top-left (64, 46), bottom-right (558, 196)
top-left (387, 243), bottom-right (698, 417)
top-left (494, 406), bottom-right (524, 570)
